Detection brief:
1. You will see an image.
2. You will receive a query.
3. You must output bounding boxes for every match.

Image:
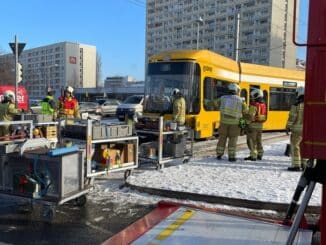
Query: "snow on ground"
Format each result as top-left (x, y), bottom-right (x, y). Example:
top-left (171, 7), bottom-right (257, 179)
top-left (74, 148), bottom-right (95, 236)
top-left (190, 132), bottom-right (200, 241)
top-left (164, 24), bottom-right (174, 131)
top-left (127, 140), bottom-right (321, 206)
top-left (88, 139), bottom-right (321, 216)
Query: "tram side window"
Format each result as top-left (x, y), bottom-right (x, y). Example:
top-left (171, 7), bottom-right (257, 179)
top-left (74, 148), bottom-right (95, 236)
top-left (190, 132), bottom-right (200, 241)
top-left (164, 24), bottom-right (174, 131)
top-left (203, 77), bottom-right (229, 111)
top-left (269, 87), bottom-right (296, 111)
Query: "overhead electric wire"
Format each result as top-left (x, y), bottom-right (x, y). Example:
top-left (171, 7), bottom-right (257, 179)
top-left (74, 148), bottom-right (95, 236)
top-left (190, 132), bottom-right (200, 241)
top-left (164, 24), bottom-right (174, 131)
top-left (125, 0), bottom-right (145, 8)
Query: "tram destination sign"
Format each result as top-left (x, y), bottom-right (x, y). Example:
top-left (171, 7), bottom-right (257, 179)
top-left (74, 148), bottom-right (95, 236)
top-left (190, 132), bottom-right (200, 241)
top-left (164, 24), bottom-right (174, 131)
top-left (283, 81), bottom-right (297, 87)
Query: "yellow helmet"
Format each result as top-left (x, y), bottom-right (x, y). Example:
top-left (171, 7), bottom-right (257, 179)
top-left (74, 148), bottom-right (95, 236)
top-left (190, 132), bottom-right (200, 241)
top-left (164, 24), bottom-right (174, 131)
top-left (33, 128), bottom-right (40, 136)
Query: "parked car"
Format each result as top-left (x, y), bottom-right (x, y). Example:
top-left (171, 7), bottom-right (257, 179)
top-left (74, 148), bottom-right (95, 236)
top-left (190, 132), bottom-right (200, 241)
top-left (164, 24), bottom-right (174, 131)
top-left (29, 99), bottom-right (43, 114)
top-left (79, 102), bottom-right (99, 115)
top-left (95, 98), bottom-right (107, 105)
top-left (96, 99), bottom-right (121, 116)
top-left (116, 95), bottom-right (143, 121)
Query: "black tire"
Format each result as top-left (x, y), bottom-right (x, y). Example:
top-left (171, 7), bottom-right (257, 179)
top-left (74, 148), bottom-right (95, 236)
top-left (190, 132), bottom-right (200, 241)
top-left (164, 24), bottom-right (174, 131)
top-left (74, 195), bottom-right (87, 207)
top-left (42, 206), bottom-right (55, 223)
top-left (183, 158), bottom-right (189, 164)
top-left (124, 170), bottom-right (131, 180)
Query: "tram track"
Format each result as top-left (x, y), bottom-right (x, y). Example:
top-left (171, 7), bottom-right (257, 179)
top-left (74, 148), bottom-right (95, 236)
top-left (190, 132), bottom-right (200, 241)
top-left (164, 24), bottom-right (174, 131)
top-left (128, 132), bottom-right (310, 214)
top-left (192, 132), bottom-right (288, 157)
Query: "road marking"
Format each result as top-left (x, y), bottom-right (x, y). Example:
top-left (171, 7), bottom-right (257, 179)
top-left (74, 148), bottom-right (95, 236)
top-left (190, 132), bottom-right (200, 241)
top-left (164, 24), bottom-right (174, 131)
top-left (94, 216), bottom-right (104, 222)
top-left (146, 209), bottom-right (195, 244)
top-left (85, 221), bottom-right (112, 236)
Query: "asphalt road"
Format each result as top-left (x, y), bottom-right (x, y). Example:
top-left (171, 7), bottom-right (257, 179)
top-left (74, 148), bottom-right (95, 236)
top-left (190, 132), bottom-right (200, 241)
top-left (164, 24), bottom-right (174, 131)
top-left (0, 132), bottom-right (319, 245)
top-left (0, 174), bottom-right (154, 245)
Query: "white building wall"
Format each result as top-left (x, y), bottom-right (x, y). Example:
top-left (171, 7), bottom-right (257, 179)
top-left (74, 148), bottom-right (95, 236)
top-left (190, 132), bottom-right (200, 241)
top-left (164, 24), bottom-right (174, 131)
top-left (146, 0), bottom-right (298, 69)
top-left (80, 44), bottom-right (96, 88)
top-left (1, 42), bottom-right (97, 99)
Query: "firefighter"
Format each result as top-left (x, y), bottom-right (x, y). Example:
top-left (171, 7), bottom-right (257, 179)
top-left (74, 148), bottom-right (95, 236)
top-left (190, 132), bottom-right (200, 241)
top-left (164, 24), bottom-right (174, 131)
top-left (244, 88), bottom-right (267, 161)
top-left (58, 86), bottom-right (80, 123)
top-left (0, 91), bottom-right (21, 138)
top-left (286, 86), bottom-right (306, 171)
top-left (41, 87), bottom-right (57, 119)
top-left (172, 88), bottom-right (186, 126)
top-left (215, 83), bottom-right (248, 162)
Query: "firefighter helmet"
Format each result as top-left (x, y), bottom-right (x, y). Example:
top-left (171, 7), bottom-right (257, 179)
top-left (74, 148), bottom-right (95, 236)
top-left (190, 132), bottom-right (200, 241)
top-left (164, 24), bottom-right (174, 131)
top-left (47, 87), bottom-right (55, 95)
top-left (296, 86), bottom-right (304, 97)
top-left (66, 86), bottom-right (74, 94)
top-left (228, 83), bottom-right (240, 94)
top-left (172, 88), bottom-right (180, 96)
top-left (250, 88), bottom-right (263, 100)
top-left (3, 90), bottom-right (15, 101)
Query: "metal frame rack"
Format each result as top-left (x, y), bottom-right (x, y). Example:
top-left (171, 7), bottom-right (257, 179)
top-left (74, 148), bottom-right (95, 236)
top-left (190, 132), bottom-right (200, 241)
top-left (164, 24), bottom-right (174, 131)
top-left (0, 120), bottom-right (90, 222)
top-left (136, 116), bottom-right (193, 169)
top-left (66, 119), bottom-right (139, 179)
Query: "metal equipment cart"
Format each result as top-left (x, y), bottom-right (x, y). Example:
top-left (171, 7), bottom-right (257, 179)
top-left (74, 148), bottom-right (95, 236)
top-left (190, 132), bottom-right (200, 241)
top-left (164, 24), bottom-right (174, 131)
top-left (62, 119), bottom-right (139, 180)
top-left (0, 120), bottom-right (91, 222)
top-left (136, 116), bottom-right (193, 169)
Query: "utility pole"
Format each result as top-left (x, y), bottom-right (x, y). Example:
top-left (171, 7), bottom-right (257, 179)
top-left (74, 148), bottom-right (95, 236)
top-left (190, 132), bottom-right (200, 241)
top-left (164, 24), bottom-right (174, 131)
top-left (14, 36), bottom-right (18, 107)
top-left (196, 17), bottom-right (203, 50)
top-left (235, 12), bottom-right (241, 62)
top-left (9, 35), bottom-right (25, 107)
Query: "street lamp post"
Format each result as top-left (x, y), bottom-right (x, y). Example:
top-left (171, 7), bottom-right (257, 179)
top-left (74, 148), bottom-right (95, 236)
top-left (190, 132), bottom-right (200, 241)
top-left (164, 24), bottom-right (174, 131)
top-left (45, 63), bottom-right (59, 89)
top-left (196, 17), bottom-right (204, 50)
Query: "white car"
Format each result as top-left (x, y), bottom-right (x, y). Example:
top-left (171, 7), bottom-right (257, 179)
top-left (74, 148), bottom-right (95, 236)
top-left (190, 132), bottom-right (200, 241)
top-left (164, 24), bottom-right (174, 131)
top-left (116, 95), bottom-right (143, 121)
top-left (79, 102), bottom-right (100, 115)
top-left (29, 99), bottom-right (43, 114)
top-left (96, 99), bottom-right (121, 116)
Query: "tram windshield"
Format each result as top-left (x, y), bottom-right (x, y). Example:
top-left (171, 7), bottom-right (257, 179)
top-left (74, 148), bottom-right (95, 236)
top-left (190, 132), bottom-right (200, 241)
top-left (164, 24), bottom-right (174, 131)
top-left (144, 62), bottom-right (200, 114)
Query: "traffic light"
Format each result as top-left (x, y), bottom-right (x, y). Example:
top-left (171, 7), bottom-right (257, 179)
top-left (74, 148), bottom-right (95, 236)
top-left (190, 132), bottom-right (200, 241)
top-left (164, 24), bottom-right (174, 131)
top-left (17, 62), bottom-right (23, 83)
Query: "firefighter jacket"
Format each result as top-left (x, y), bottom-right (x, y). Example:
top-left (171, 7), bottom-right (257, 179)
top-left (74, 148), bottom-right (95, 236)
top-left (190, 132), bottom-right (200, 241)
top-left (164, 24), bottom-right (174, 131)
top-left (286, 102), bottom-right (304, 133)
top-left (214, 95), bottom-right (248, 125)
top-left (58, 96), bottom-right (80, 119)
top-left (172, 96), bottom-right (186, 125)
top-left (245, 101), bottom-right (267, 129)
top-left (41, 95), bottom-right (56, 115)
top-left (0, 102), bottom-right (21, 122)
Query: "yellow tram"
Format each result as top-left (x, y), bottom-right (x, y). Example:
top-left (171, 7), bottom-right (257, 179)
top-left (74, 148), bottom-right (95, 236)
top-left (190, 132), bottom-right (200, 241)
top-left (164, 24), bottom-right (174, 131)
top-left (143, 50), bottom-right (305, 139)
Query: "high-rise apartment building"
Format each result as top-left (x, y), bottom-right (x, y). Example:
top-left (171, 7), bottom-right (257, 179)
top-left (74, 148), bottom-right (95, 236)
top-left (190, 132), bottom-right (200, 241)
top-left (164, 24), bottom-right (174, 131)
top-left (146, 0), bottom-right (298, 69)
top-left (0, 42), bottom-right (96, 99)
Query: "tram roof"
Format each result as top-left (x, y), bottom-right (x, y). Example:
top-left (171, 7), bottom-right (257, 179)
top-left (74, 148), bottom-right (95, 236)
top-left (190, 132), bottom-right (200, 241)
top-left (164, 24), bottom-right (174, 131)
top-left (149, 49), bottom-right (305, 82)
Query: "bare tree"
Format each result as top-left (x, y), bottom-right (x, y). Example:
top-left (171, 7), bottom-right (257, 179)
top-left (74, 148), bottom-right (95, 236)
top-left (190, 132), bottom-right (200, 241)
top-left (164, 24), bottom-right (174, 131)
top-left (96, 52), bottom-right (103, 87)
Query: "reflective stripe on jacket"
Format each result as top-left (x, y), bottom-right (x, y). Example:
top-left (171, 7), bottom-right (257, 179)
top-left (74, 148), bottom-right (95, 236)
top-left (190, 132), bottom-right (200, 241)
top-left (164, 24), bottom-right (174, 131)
top-left (58, 96), bottom-right (80, 119)
top-left (0, 102), bottom-right (20, 121)
top-left (246, 102), bottom-right (267, 129)
top-left (286, 103), bottom-right (304, 133)
top-left (41, 95), bottom-right (55, 115)
top-left (216, 95), bottom-right (247, 125)
top-left (173, 96), bottom-right (186, 125)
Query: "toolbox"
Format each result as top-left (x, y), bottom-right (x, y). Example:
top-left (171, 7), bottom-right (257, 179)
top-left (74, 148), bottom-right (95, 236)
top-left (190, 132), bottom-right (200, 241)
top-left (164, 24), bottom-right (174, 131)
top-left (23, 114), bottom-right (53, 123)
top-left (163, 136), bottom-right (186, 158)
top-left (65, 123), bottom-right (132, 140)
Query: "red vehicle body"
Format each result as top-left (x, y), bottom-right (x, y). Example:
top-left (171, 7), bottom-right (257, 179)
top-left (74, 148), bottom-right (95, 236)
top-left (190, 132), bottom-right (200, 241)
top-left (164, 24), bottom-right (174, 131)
top-left (296, 0), bottom-right (326, 243)
top-left (0, 86), bottom-right (28, 111)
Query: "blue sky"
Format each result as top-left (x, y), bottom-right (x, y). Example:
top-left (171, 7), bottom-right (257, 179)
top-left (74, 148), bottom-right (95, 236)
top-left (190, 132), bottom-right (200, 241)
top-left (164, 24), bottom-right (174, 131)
top-left (0, 0), bottom-right (308, 81)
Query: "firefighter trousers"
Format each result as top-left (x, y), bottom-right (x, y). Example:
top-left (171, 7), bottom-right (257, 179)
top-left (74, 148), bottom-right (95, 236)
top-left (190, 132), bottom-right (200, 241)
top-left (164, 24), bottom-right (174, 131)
top-left (290, 132), bottom-right (307, 168)
top-left (246, 127), bottom-right (263, 159)
top-left (216, 123), bottom-right (241, 159)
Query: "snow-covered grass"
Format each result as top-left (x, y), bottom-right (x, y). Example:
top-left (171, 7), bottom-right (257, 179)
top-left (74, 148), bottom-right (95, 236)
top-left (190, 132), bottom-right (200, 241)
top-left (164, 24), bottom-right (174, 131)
top-left (89, 140), bottom-right (321, 213)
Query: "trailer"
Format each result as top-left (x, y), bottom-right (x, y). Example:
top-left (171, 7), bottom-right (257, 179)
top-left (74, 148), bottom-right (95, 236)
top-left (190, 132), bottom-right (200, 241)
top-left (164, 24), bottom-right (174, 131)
top-left (0, 120), bottom-right (91, 222)
top-left (136, 115), bottom-right (193, 169)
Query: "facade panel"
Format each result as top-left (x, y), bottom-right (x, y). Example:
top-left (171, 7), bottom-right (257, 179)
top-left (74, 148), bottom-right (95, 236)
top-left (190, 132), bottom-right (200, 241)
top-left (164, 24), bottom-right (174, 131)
top-left (146, 0), bottom-right (297, 69)
top-left (0, 42), bottom-right (96, 99)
